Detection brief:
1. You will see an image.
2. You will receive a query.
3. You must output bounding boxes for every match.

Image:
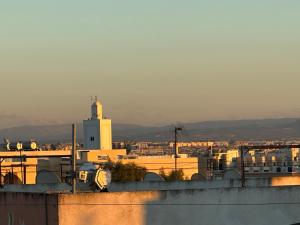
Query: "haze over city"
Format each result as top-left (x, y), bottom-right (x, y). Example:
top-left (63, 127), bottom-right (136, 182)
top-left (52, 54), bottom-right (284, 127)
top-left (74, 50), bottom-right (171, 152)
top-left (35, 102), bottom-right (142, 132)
top-left (3, 2), bottom-right (300, 225)
top-left (1, 0), bottom-right (300, 129)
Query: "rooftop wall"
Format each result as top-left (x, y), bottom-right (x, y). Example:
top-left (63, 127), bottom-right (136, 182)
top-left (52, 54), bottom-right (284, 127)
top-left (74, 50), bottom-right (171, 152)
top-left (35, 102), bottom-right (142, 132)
top-left (58, 186), bottom-right (300, 225)
top-left (2, 176), bottom-right (300, 193)
top-left (2, 185), bottom-right (300, 225)
top-left (0, 192), bottom-right (58, 225)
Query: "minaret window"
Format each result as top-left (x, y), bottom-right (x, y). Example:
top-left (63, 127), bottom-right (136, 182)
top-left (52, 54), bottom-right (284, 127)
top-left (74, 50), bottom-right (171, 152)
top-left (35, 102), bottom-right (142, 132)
top-left (90, 137), bottom-right (95, 142)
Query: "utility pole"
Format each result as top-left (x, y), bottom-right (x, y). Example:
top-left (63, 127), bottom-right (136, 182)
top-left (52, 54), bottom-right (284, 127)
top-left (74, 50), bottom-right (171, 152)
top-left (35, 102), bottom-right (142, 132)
top-left (240, 146), bottom-right (246, 188)
top-left (19, 147), bottom-right (23, 184)
top-left (174, 127), bottom-right (182, 171)
top-left (72, 124), bottom-right (77, 194)
top-left (0, 159), bottom-right (3, 187)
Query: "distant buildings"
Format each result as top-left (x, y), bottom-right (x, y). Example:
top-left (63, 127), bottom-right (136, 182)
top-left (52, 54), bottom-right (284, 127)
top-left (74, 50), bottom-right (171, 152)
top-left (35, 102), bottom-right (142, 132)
top-left (199, 147), bottom-right (300, 180)
top-left (2, 99), bottom-right (300, 185)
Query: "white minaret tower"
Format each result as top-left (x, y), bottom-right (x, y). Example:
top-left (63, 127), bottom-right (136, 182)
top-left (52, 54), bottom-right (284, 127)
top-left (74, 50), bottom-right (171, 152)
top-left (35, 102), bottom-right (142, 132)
top-left (91, 97), bottom-right (103, 119)
top-left (83, 97), bottom-right (112, 150)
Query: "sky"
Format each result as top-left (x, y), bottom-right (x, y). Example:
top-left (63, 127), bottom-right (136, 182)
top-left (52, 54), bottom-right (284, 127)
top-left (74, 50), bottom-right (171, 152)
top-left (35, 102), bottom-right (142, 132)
top-left (1, 0), bottom-right (300, 128)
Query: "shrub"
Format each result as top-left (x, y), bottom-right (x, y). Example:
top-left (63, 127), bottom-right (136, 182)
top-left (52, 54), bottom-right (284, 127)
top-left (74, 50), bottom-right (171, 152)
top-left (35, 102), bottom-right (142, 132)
top-left (159, 168), bottom-right (185, 181)
top-left (111, 162), bottom-right (147, 182)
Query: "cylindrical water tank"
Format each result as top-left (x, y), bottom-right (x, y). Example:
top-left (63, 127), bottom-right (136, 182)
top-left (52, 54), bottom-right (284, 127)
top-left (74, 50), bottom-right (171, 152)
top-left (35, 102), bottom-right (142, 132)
top-left (9, 142), bottom-right (23, 151)
top-left (22, 141), bottom-right (38, 150)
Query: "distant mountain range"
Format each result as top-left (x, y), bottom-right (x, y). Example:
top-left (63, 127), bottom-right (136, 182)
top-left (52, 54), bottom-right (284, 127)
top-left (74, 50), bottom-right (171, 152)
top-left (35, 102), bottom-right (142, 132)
top-left (0, 118), bottom-right (300, 143)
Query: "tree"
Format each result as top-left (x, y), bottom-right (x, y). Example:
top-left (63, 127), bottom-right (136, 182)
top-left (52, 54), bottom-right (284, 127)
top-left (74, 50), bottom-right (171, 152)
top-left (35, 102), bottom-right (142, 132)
top-left (111, 162), bottom-right (147, 182)
top-left (159, 168), bottom-right (185, 181)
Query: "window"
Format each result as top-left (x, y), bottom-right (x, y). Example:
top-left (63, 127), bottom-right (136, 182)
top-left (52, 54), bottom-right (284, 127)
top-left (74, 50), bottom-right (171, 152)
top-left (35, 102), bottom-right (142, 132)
top-left (98, 155), bottom-right (108, 160)
top-left (90, 137), bottom-right (95, 141)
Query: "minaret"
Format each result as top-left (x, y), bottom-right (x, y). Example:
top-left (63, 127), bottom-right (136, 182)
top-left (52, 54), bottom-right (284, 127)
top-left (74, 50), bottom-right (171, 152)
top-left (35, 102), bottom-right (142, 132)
top-left (91, 97), bottom-right (103, 120)
top-left (83, 98), bottom-right (112, 150)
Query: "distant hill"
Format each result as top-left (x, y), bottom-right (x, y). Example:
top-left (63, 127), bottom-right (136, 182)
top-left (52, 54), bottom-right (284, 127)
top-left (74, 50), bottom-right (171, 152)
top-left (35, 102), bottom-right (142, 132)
top-left (0, 118), bottom-right (300, 143)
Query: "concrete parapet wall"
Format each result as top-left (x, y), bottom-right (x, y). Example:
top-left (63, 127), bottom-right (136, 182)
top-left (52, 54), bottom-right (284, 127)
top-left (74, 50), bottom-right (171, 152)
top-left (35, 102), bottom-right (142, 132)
top-left (2, 176), bottom-right (300, 193)
top-left (0, 192), bottom-right (58, 225)
top-left (1, 186), bottom-right (300, 225)
top-left (57, 186), bottom-right (300, 225)
top-left (2, 177), bottom-right (300, 225)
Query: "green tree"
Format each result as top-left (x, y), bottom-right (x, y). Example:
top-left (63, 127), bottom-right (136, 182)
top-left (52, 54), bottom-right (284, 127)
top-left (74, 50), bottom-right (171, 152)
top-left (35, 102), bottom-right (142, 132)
top-left (111, 162), bottom-right (147, 182)
top-left (159, 168), bottom-right (185, 181)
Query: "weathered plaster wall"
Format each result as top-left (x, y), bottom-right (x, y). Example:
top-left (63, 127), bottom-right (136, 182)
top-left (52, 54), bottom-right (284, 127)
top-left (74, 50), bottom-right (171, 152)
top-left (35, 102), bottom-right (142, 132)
top-left (3, 178), bottom-right (300, 225)
top-left (0, 192), bottom-right (58, 225)
top-left (272, 176), bottom-right (300, 186)
top-left (58, 192), bottom-right (160, 225)
top-left (58, 186), bottom-right (300, 225)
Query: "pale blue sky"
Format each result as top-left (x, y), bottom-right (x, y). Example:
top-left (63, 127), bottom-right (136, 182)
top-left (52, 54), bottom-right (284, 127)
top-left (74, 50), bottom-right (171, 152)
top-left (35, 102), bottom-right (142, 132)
top-left (1, 1), bottom-right (300, 128)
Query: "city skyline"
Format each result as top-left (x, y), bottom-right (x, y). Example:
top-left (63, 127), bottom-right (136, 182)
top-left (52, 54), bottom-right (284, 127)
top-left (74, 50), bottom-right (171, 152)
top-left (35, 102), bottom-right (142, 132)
top-left (1, 1), bottom-right (300, 128)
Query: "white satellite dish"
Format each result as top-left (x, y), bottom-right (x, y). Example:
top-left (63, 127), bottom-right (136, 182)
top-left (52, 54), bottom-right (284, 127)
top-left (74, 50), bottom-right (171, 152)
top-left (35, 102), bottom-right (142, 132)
top-left (144, 172), bottom-right (165, 182)
top-left (94, 168), bottom-right (111, 191)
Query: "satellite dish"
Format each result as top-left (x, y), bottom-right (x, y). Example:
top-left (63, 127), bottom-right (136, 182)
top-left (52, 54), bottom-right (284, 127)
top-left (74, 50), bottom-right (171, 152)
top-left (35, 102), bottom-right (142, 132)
top-left (36, 170), bottom-right (61, 184)
top-left (144, 172), bottom-right (165, 182)
top-left (78, 163), bottom-right (98, 183)
top-left (223, 169), bottom-right (241, 180)
top-left (94, 168), bottom-right (111, 191)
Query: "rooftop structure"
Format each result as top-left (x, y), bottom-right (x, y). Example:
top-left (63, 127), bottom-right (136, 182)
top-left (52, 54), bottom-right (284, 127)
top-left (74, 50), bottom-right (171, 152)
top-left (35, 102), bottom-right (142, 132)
top-left (83, 98), bottom-right (112, 150)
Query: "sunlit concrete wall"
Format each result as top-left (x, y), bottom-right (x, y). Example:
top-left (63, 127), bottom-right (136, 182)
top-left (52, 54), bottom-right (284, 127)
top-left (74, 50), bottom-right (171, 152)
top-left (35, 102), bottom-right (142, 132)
top-left (0, 150), bottom-right (71, 185)
top-left (2, 185), bottom-right (300, 225)
top-left (1, 158), bottom-right (37, 185)
top-left (3, 176), bottom-right (300, 193)
top-left (121, 157), bottom-right (198, 179)
top-left (81, 150), bottom-right (198, 179)
top-left (271, 176), bottom-right (300, 186)
top-left (80, 149), bottom-right (127, 162)
top-left (57, 187), bottom-right (300, 225)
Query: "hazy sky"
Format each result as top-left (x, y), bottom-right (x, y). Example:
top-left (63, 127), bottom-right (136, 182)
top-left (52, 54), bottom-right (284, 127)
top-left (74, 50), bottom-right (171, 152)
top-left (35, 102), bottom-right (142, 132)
top-left (1, 1), bottom-right (300, 128)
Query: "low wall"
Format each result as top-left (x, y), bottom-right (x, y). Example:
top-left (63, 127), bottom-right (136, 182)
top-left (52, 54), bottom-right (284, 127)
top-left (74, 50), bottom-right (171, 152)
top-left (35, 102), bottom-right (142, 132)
top-left (2, 178), bottom-right (300, 225)
top-left (2, 186), bottom-right (300, 225)
top-left (57, 186), bottom-right (300, 225)
top-left (2, 176), bottom-right (300, 193)
top-left (0, 192), bottom-right (58, 225)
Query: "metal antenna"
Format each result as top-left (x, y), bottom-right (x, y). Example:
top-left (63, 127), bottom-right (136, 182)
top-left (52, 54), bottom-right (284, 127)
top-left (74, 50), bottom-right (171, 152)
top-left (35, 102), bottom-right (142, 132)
top-left (72, 124), bottom-right (77, 194)
top-left (174, 126), bottom-right (183, 171)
